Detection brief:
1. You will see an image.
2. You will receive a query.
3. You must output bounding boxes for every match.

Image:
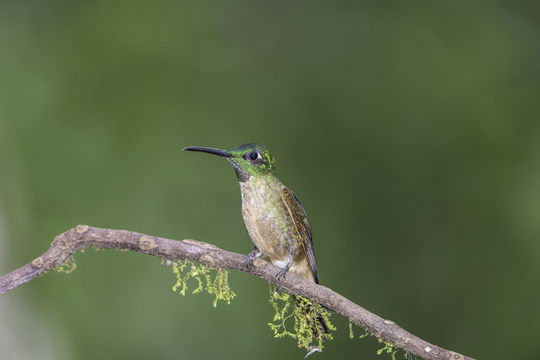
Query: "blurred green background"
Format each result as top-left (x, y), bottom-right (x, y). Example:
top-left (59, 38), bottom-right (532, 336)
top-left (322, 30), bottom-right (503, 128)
top-left (1, 1), bottom-right (539, 359)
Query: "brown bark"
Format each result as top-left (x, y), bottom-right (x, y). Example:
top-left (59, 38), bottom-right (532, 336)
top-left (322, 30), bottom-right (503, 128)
top-left (0, 225), bottom-right (473, 360)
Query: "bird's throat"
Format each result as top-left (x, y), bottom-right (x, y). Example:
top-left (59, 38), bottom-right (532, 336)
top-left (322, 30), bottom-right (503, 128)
top-left (231, 162), bottom-right (251, 182)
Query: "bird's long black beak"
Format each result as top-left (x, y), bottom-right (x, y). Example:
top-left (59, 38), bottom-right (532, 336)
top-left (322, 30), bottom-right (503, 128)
top-left (183, 146), bottom-right (232, 158)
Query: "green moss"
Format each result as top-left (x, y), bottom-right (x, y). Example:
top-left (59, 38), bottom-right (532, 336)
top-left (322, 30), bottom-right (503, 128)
top-left (54, 255), bottom-right (77, 274)
top-left (268, 289), bottom-right (295, 339)
top-left (169, 260), bottom-right (236, 307)
top-left (166, 260), bottom-right (404, 358)
top-left (267, 287), bottom-right (336, 353)
top-left (377, 338), bottom-right (398, 359)
top-left (207, 266), bottom-right (236, 307)
top-left (348, 321), bottom-right (369, 340)
top-left (348, 322), bottom-right (403, 359)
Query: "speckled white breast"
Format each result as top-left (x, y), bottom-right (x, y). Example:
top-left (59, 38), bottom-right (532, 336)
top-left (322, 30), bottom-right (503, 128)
top-left (239, 176), bottom-right (293, 260)
top-left (238, 176), bottom-right (314, 281)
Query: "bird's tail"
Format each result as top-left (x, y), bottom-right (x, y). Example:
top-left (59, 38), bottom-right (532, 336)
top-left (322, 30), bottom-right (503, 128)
top-left (294, 296), bottom-right (331, 339)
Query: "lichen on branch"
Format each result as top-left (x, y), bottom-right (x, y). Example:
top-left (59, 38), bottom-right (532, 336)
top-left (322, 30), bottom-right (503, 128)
top-left (268, 287), bottom-right (336, 351)
top-left (169, 260), bottom-right (236, 307)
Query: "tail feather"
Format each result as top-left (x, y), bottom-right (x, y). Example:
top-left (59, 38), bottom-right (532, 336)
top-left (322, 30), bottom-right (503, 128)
top-left (294, 297), bottom-right (330, 338)
top-left (317, 314), bottom-right (329, 335)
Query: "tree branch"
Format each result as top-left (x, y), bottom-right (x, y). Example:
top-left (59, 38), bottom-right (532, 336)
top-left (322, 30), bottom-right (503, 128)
top-left (0, 225), bottom-right (473, 360)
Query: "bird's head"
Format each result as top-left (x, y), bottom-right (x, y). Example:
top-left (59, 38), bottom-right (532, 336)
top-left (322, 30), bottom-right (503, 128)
top-left (184, 143), bottom-right (275, 182)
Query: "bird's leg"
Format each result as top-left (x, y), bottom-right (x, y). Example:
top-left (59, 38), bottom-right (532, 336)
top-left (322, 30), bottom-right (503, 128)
top-left (245, 245), bottom-right (262, 267)
top-left (276, 252), bottom-right (294, 280)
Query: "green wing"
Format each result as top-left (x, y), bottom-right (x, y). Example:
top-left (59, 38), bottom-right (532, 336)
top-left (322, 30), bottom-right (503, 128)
top-left (280, 187), bottom-right (319, 284)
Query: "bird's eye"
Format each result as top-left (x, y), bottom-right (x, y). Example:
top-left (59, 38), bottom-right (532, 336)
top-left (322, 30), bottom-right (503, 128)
top-left (248, 151), bottom-right (260, 161)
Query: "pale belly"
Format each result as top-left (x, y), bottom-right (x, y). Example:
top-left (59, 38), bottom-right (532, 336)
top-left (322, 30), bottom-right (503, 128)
top-left (239, 178), bottom-right (314, 281)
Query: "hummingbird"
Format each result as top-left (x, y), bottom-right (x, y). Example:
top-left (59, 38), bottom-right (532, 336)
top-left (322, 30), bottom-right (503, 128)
top-left (183, 143), bottom-right (320, 284)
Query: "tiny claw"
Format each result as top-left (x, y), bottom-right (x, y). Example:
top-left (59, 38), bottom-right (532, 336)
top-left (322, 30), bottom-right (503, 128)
top-left (276, 268), bottom-right (288, 280)
top-left (245, 249), bottom-right (261, 268)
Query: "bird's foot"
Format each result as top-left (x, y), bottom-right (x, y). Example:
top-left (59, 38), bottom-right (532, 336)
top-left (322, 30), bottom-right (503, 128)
top-left (244, 249), bottom-right (262, 267)
top-left (276, 267), bottom-right (289, 280)
top-left (275, 257), bottom-right (292, 280)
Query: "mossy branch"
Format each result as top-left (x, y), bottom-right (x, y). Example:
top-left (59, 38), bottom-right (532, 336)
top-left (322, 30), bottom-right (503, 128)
top-left (0, 225), bottom-right (473, 360)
